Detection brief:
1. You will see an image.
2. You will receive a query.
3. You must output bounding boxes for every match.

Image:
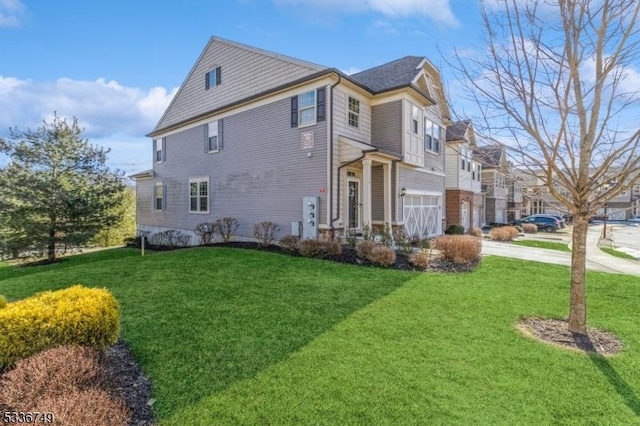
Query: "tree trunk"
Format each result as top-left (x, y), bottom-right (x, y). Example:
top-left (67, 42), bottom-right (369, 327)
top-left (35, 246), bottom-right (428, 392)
top-left (48, 219), bottom-right (56, 263)
top-left (569, 214), bottom-right (589, 335)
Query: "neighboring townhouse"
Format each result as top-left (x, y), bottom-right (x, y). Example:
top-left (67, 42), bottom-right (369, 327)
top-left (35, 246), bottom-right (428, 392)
top-left (514, 170), bottom-right (640, 220)
top-left (444, 120), bottom-right (483, 230)
top-left (474, 144), bottom-right (509, 224)
top-left (132, 37), bottom-right (450, 243)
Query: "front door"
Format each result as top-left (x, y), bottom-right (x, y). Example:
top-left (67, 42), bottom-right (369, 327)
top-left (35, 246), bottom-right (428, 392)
top-left (347, 178), bottom-right (361, 230)
top-left (462, 202), bottom-right (470, 231)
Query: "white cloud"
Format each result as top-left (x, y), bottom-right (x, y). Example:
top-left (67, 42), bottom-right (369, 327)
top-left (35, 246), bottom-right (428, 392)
top-left (341, 67), bottom-right (362, 75)
top-left (275, 0), bottom-right (459, 26)
top-left (0, 0), bottom-right (25, 27)
top-left (0, 77), bottom-right (178, 176)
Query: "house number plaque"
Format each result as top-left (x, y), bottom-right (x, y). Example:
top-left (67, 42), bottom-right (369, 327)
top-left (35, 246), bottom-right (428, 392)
top-left (301, 132), bottom-right (314, 149)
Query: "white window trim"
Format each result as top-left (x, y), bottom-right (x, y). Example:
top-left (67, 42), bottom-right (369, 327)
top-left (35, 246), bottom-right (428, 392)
top-left (298, 90), bottom-right (317, 128)
top-left (347, 96), bottom-right (360, 129)
top-left (189, 177), bottom-right (210, 214)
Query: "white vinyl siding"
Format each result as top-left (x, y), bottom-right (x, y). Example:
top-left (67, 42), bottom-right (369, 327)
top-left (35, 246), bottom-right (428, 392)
top-left (404, 101), bottom-right (424, 167)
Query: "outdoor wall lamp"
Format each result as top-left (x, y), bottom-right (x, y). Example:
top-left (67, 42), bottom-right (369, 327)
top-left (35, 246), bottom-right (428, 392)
top-left (400, 187), bottom-right (407, 197)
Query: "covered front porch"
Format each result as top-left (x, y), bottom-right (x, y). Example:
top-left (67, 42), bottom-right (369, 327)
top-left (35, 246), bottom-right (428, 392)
top-left (335, 136), bottom-right (399, 234)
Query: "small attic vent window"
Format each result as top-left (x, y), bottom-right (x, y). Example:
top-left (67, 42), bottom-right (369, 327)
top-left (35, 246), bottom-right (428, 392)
top-left (205, 66), bottom-right (221, 90)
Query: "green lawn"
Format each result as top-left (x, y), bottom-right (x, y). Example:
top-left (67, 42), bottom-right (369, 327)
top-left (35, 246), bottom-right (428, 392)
top-left (1, 248), bottom-right (640, 425)
top-left (512, 239), bottom-right (571, 252)
top-left (600, 246), bottom-right (639, 260)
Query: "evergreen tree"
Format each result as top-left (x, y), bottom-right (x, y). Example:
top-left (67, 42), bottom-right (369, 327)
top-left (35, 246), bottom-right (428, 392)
top-left (0, 113), bottom-right (127, 262)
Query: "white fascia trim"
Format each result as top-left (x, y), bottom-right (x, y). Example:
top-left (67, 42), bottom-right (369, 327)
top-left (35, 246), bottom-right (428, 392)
top-left (403, 189), bottom-right (443, 197)
top-left (398, 163), bottom-right (446, 178)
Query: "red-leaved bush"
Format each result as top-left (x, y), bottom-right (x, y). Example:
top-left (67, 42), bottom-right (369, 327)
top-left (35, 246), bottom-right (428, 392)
top-left (433, 235), bottom-right (482, 265)
top-left (0, 345), bottom-right (130, 426)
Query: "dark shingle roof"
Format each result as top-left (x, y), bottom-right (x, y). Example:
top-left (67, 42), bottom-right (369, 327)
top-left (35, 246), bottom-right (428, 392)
top-left (446, 120), bottom-right (471, 141)
top-left (474, 145), bottom-right (504, 167)
top-left (350, 56), bottom-right (424, 93)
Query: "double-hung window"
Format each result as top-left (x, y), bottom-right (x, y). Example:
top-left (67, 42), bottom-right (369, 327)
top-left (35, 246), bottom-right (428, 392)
top-left (411, 105), bottom-right (419, 133)
top-left (348, 97), bottom-right (360, 128)
top-left (154, 138), bottom-right (165, 163)
top-left (207, 120), bottom-right (222, 152)
top-left (291, 87), bottom-right (325, 127)
top-left (298, 90), bottom-right (316, 126)
top-left (424, 119), bottom-right (441, 153)
top-left (154, 182), bottom-right (164, 211)
top-left (189, 178), bottom-right (209, 214)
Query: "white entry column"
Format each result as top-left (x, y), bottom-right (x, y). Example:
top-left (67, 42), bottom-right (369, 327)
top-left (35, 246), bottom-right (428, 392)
top-left (362, 158), bottom-right (372, 228)
top-left (383, 162), bottom-right (392, 224)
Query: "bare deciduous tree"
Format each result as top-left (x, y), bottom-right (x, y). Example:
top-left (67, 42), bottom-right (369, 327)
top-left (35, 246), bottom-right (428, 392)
top-left (453, 0), bottom-right (640, 334)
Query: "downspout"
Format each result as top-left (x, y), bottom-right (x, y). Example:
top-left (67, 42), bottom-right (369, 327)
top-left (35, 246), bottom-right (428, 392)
top-left (328, 73), bottom-right (341, 239)
top-left (331, 149), bottom-right (377, 235)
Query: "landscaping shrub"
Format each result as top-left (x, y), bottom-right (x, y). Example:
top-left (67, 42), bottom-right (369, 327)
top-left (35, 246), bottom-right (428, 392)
top-left (151, 229), bottom-right (191, 247)
top-left (522, 223), bottom-right (538, 234)
top-left (356, 240), bottom-right (377, 260)
top-left (194, 222), bottom-right (217, 245)
top-left (322, 240), bottom-right (343, 256)
top-left (344, 227), bottom-right (357, 248)
top-left (489, 226), bottom-right (520, 242)
top-left (408, 251), bottom-right (430, 270)
top-left (368, 245), bottom-right (397, 267)
top-left (279, 235), bottom-right (299, 253)
top-left (215, 217), bottom-right (239, 243)
top-left (433, 235), bottom-right (482, 265)
top-left (39, 389), bottom-right (130, 426)
top-left (469, 227), bottom-right (484, 238)
top-left (0, 294), bottom-right (6, 309)
top-left (0, 345), bottom-right (130, 425)
top-left (0, 345), bottom-right (104, 405)
top-left (378, 223), bottom-right (393, 247)
top-left (253, 221), bottom-right (280, 247)
top-left (298, 239), bottom-right (342, 258)
top-left (0, 285), bottom-right (120, 367)
top-left (445, 224), bottom-right (465, 235)
top-left (393, 227), bottom-right (413, 255)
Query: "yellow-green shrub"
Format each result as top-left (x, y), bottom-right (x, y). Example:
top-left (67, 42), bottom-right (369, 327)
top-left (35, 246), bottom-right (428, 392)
top-left (0, 294), bottom-right (7, 309)
top-left (0, 285), bottom-right (120, 367)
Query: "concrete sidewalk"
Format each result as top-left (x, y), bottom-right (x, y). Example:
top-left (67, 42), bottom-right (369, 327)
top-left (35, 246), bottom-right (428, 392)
top-left (481, 224), bottom-right (640, 276)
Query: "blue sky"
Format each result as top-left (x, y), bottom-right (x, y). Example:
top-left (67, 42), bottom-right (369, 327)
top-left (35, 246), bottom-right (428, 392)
top-left (0, 0), bottom-right (518, 175)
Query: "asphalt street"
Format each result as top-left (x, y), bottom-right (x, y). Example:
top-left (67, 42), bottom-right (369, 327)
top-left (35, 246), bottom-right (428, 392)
top-left (481, 224), bottom-right (640, 276)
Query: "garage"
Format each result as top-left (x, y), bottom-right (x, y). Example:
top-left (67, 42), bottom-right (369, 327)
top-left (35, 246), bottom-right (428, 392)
top-left (402, 192), bottom-right (442, 238)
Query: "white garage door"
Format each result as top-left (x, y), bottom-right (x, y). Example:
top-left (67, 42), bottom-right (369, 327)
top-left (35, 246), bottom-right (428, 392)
top-left (403, 193), bottom-right (442, 238)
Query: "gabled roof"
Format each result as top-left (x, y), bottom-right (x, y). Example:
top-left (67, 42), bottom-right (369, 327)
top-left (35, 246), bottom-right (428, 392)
top-left (474, 144), bottom-right (505, 168)
top-left (350, 56), bottom-right (425, 93)
top-left (446, 120), bottom-right (471, 142)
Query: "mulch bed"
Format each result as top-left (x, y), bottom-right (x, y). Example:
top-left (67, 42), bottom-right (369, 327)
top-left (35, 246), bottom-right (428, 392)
top-left (101, 340), bottom-right (157, 426)
top-left (518, 317), bottom-right (623, 356)
top-left (145, 241), bottom-right (482, 273)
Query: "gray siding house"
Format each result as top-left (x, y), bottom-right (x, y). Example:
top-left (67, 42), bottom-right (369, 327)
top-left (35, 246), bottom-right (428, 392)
top-left (132, 37), bottom-right (450, 243)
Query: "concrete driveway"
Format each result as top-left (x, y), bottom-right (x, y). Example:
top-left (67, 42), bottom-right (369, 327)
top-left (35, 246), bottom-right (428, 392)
top-left (481, 224), bottom-right (640, 276)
